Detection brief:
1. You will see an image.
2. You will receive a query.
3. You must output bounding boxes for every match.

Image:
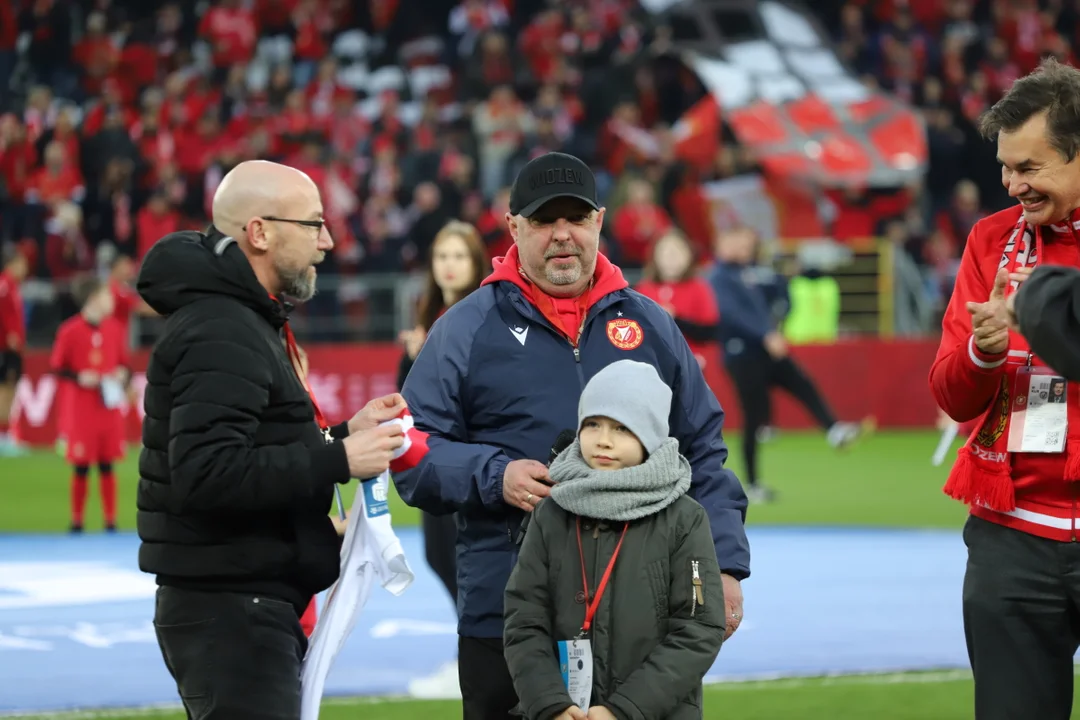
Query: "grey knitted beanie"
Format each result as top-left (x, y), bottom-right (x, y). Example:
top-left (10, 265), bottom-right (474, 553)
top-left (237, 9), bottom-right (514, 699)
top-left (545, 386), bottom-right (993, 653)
top-left (577, 360), bottom-right (672, 455)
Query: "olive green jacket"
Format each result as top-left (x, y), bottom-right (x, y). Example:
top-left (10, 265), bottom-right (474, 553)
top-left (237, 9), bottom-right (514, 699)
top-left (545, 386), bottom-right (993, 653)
top-left (504, 495), bottom-right (726, 720)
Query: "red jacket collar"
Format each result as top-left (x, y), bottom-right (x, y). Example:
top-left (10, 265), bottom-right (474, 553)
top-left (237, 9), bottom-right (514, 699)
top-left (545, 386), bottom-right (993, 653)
top-left (480, 244), bottom-right (629, 308)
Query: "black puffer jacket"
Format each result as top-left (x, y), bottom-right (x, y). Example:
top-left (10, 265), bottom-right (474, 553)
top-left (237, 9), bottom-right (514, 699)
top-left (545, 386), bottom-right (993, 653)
top-left (135, 226), bottom-right (351, 612)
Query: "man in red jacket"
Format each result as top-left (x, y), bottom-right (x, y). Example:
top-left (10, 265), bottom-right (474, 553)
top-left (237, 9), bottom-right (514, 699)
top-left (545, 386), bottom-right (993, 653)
top-left (930, 58), bottom-right (1080, 720)
top-left (0, 245), bottom-right (28, 456)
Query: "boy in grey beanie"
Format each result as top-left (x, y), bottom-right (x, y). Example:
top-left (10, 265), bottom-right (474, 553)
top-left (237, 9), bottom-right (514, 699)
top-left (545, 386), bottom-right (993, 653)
top-left (504, 360), bottom-right (726, 720)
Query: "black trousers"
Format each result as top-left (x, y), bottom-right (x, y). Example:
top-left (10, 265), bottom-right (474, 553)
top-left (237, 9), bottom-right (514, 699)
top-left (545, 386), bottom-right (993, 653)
top-left (459, 635), bottom-right (518, 719)
top-left (423, 510), bottom-right (458, 607)
top-left (726, 354), bottom-right (836, 485)
top-left (153, 586), bottom-right (307, 719)
top-left (963, 515), bottom-right (1080, 719)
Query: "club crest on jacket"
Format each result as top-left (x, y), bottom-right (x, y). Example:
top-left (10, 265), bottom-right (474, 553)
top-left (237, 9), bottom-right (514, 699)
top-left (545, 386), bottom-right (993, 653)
top-left (606, 318), bottom-right (643, 350)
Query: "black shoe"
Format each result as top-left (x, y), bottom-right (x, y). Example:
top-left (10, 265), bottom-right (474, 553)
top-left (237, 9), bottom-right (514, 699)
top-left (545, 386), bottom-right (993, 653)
top-left (69, 523), bottom-right (84, 534)
top-left (104, 524), bottom-right (117, 533)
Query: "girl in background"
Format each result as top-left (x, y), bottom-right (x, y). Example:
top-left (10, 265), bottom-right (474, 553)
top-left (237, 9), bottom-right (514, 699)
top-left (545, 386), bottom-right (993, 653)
top-left (635, 229), bottom-right (720, 370)
top-left (397, 220), bottom-right (487, 699)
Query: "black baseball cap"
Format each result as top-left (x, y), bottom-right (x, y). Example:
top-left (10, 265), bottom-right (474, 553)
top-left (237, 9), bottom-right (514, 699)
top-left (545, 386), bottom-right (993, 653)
top-left (508, 152), bottom-right (600, 218)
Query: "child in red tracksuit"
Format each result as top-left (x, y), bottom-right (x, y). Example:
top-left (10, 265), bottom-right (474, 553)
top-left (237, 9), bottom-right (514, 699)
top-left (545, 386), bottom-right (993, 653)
top-left (51, 275), bottom-right (129, 533)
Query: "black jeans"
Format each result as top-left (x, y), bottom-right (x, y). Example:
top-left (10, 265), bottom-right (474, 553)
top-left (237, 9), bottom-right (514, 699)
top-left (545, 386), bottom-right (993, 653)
top-left (726, 354), bottom-right (836, 485)
top-left (423, 510), bottom-right (458, 607)
top-left (963, 515), bottom-right (1080, 719)
top-left (153, 586), bottom-right (307, 719)
top-left (459, 635), bottom-right (518, 719)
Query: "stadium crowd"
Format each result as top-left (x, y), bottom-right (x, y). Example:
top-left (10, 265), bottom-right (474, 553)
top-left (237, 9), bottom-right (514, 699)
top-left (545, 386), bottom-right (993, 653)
top-left (0, 0), bottom-right (1075, 336)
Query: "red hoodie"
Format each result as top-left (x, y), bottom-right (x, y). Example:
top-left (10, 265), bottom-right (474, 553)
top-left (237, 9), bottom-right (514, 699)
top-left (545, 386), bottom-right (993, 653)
top-left (931, 204), bottom-right (1080, 541)
top-left (480, 245), bottom-right (629, 343)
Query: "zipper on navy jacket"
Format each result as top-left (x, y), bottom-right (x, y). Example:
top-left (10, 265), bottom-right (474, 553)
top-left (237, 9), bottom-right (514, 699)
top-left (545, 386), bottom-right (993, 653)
top-left (572, 315), bottom-right (586, 389)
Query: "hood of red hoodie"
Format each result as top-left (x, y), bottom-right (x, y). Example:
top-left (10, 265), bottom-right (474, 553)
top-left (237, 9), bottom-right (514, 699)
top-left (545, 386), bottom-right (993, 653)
top-left (480, 244), bottom-right (629, 308)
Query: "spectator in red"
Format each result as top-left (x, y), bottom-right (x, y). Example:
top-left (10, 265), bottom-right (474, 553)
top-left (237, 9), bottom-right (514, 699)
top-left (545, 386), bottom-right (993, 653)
top-left (25, 141), bottom-right (84, 209)
top-left (292, 0), bottom-right (330, 87)
top-left (44, 203), bottom-right (93, 313)
top-left (108, 254), bottom-right (154, 350)
top-left (136, 193), bottom-right (181, 261)
top-left (71, 12), bottom-right (117, 97)
top-left (50, 274), bottom-right (129, 533)
top-left (0, 115), bottom-right (37, 241)
top-left (635, 229), bottom-right (719, 370)
top-left (0, 245), bottom-right (29, 456)
top-left (198, 0), bottom-right (257, 81)
top-left (610, 178), bottom-right (672, 267)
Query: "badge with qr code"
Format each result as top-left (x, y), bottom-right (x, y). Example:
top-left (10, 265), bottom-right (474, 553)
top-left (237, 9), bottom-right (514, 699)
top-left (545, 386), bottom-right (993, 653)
top-left (1008, 367), bottom-right (1067, 453)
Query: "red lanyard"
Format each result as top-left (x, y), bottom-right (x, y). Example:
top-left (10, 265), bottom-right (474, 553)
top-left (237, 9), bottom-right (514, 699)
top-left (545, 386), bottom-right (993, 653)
top-left (576, 517), bottom-right (629, 635)
top-left (282, 321), bottom-right (328, 430)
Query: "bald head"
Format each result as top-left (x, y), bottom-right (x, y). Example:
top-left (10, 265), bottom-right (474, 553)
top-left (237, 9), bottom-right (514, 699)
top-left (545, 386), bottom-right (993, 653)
top-left (211, 160), bottom-right (333, 302)
top-left (212, 160), bottom-right (321, 242)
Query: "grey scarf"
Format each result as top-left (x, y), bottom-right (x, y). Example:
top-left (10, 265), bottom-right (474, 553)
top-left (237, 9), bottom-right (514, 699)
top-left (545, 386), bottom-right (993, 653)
top-left (548, 437), bottom-right (691, 521)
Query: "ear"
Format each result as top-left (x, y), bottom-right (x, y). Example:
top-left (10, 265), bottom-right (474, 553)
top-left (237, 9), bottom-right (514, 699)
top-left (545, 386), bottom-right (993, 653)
top-left (594, 207), bottom-right (606, 231)
top-left (246, 218), bottom-right (271, 252)
top-left (506, 212), bottom-right (519, 242)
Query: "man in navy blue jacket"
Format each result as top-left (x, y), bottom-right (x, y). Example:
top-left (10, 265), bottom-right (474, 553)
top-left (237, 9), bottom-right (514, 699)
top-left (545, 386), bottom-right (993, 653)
top-left (396, 152), bottom-right (750, 719)
top-left (708, 227), bottom-right (867, 504)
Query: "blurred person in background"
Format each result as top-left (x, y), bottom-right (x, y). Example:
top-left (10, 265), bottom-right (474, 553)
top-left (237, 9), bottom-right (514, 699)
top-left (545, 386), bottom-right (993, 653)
top-left (634, 229), bottom-right (718, 371)
top-left (0, 245), bottom-right (28, 456)
top-left (396, 219), bottom-right (487, 699)
top-left (107, 254), bottom-right (155, 349)
top-left (610, 178), bottom-right (673, 268)
top-left (49, 274), bottom-right (127, 533)
top-left (931, 58), bottom-right (1080, 720)
top-left (708, 227), bottom-right (869, 504)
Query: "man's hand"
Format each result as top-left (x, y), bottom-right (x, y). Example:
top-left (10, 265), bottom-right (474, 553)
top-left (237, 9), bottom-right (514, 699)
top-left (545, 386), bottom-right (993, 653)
top-left (586, 707), bottom-right (615, 720)
top-left (554, 706), bottom-right (588, 720)
top-left (763, 331), bottom-right (787, 359)
top-left (348, 393), bottom-right (408, 434)
top-left (721, 573), bottom-right (743, 640)
top-left (77, 370), bottom-right (100, 388)
top-left (967, 267), bottom-right (1012, 355)
top-left (1004, 266), bottom-right (1035, 332)
top-left (503, 459), bottom-right (553, 511)
top-left (342, 423), bottom-right (404, 478)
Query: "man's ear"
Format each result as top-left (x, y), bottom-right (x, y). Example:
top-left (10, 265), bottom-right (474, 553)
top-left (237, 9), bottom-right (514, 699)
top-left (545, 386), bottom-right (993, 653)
top-left (246, 218), bottom-right (271, 252)
top-left (506, 212), bottom-right (519, 242)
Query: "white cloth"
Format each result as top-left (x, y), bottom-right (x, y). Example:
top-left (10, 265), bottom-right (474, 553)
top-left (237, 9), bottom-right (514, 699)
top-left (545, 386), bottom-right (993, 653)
top-left (300, 414), bottom-right (422, 719)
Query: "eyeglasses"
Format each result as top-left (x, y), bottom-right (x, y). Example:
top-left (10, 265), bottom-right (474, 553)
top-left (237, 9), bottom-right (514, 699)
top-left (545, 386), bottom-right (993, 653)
top-left (244, 216), bottom-right (325, 231)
